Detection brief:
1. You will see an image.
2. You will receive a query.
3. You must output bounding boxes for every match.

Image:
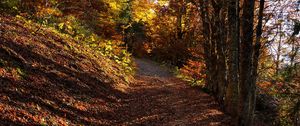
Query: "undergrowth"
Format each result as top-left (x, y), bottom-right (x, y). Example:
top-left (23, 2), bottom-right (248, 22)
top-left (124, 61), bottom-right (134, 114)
top-left (174, 59), bottom-right (206, 87)
top-left (14, 14), bottom-right (134, 84)
top-left (1, 0), bottom-right (135, 83)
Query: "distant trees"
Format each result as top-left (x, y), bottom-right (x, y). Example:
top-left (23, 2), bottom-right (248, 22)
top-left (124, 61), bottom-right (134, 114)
top-left (261, 1), bottom-right (300, 124)
top-left (145, 0), bottom-right (200, 66)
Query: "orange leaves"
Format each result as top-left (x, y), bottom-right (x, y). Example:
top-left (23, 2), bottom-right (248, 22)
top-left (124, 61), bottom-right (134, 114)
top-left (258, 80), bottom-right (289, 95)
top-left (258, 81), bottom-right (273, 93)
top-left (0, 67), bottom-right (6, 77)
top-left (180, 59), bottom-right (206, 82)
top-left (0, 103), bottom-right (4, 112)
top-left (0, 67), bottom-right (25, 81)
top-left (74, 102), bottom-right (87, 111)
top-left (258, 81), bottom-right (272, 89)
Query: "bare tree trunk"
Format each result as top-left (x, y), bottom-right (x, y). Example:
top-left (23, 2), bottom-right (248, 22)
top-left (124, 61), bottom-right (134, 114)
top-left (276, 22), bottom-right (282, 75)
top-left (225, 0), bottom-right (240, 124)
top-left (199, 0), bottom-right (213, 91)
top-left (210, 25), bottom-right (218, 95)
top-left (211, 0), bottom-right (227, 106)
top-left (177, 5), bottom-right (183, 40)
top-left (251, 0), bottom-right (265, 125)
top-left (239, 0), bottom-right (256, 125)
top-left (288, 38), bottom-right (299, 76)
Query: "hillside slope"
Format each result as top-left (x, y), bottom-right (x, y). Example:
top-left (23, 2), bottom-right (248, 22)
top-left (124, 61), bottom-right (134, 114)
top-left (0, 13), bottom-right (130, 125)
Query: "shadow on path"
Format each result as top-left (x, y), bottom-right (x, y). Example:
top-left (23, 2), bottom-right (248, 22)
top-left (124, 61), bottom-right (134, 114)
top-left (113, 58), bottom-right (232, 126)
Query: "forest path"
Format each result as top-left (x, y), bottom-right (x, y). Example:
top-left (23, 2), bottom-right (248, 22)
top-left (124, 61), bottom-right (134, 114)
top-left (115, 58), bottom-right (231, 125)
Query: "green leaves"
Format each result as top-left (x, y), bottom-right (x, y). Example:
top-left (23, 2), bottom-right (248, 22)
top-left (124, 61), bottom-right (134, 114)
top-left (0, 0), bottom-right (19, 12)
top-left (16, 67), bottom-right (27, 78)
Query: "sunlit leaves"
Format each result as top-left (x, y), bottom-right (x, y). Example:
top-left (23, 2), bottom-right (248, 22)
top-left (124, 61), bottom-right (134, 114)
top-left (179, 59), bottom-right (206, 86)
top-left (36, 7), bottom-right (62, 18)
top-left (132, 0), bottom-right (156, 22)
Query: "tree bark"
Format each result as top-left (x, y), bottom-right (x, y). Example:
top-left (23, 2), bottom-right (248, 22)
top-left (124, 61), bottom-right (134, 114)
top-left (199, 0), bottom-right (213, 91)
top-left (275, 22), bottom-right (282, 75)
top-left (250, 0), bottom-right (265, 125)
top-left (211, 0), bottom-right (227, 106)
top-left (239, 0), bottom-right (256, 125)
top-left (225, 0), bottom-right (240, 124)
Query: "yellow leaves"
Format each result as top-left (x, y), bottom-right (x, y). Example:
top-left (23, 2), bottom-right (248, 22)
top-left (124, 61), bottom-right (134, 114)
top-left (85, 33), bottom-right (98, 42)
top-left (133, 9), bottom-right (156, 22)
top-left (15, 15), bottom-right (24, 20)
top-left (58, 23), bottom-right (64, 30)
top-left (90, 35), bottom-right (96, 42)
top-left (36, 7), bottom-right (62, 18)
top-left (156, 0), bottom-right (170, 6)
top-left (109, 1), bottom-right (122, 12)
top-left (132, 0), bottom-right (156, 22)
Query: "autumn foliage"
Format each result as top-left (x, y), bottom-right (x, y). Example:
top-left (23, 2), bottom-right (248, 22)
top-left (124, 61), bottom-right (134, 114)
top-left (0, 0), bottom-right (299, 125)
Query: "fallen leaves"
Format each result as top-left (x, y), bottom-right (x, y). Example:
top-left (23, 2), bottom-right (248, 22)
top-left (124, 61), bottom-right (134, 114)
top-left (0, 13), bottom-right (231, 126)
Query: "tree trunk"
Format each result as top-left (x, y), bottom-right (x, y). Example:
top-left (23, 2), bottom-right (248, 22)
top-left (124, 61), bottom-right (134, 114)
top-left (251, 0), bottom-right (265, 125)
top-left (239, 0), bottom-right (256, 125)
top-left (177, 0), bottom-right (184, 40)
top-left (225, 0), bottom-right (240, 124)
top-left (275, 23), bottom-right (282, 75)
top-left (199, 0), bottom-right (213, 91)
top-left (211, 0), bottom-right (227, 106)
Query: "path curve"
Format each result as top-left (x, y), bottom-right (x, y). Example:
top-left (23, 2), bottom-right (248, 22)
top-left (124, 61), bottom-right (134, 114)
top-left (116, 58), bottom-right (231, 125)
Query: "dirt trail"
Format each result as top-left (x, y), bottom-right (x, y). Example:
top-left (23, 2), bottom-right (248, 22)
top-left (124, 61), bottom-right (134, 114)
top-left (115, 58), bottom-right (231, 125)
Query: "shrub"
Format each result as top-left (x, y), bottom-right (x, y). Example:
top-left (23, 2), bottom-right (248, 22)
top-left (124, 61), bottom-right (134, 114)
top-left (178, 59), bottom-right (206, 87)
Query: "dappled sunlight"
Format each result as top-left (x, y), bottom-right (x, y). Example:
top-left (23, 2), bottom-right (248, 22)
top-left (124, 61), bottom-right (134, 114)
top-left (1, 0), bottom-right (299, 125)
top-left (0, 14), bottom-right (127, 125)
top-left (111, 58), bottom-right (231, 125)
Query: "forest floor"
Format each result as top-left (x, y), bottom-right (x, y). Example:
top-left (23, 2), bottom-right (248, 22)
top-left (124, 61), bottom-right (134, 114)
top-left (113, 58), bottom-right (232, 125)
top-left (0, 13), bottom-right (232, 125)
